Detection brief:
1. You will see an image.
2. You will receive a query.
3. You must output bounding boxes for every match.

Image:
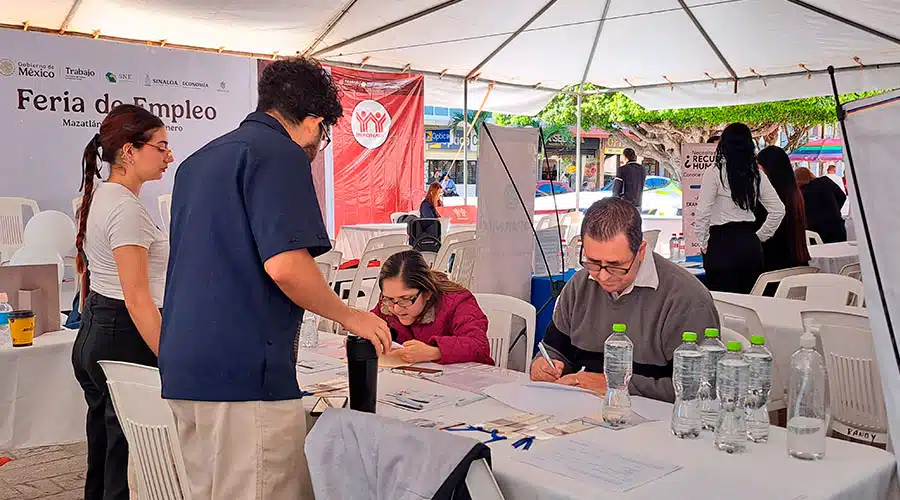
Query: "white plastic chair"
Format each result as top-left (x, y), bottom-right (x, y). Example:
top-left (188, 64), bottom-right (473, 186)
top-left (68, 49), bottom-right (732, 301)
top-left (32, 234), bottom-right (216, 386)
top-left (72, 196), bottom-right (83, 220)
top-left (840, 262), bottom-right (862, 281)
top-left (720, 326), bottom-right (750, 350)
top-left (535, 214), bottom-right (558, 231)
top-left (440, 239), bottom-right (478, 289)
top-left (642, 229), bottom-right (661, 254)
top-left (713, 298), bottom-right (786, 412)
top-left (560, 211), bottom-right (584, 243)
top-left (346, 245), bottom-right (410, 308)
top-left (158, 194), bottom-right (172, 235)
top-left (774, 273), bottom-right (865, 308)
top-left (474, 293), bottom-right (536, 372)
top-left (801, 310), bottom-right (888, 446)
top-left (362, 233), bottom-right (409, 256)
top-left (750, 266), bottom-right (820, 296)
top-left (567, 235), bottom-right (582, 270)
top-left (806, 230), bottom-right (824, 246)
top-left (390, 212), bottom-right (407, 223)
top-left (0, 197), bottom-right (40, 260)
top-left (97, 361), bottom-right (191, 500)
top-left (314, 250), bottom-right (343, 289)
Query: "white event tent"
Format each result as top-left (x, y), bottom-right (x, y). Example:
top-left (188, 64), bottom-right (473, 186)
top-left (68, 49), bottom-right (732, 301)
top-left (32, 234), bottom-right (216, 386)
top-left (4, 0), bottom-right (900, 470)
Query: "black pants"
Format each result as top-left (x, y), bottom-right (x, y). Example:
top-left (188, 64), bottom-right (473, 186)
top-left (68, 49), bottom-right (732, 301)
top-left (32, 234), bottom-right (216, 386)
top-left (71, 292), bottom-right (158, 500)
top-left (703, 221), bottom-right (764, 294)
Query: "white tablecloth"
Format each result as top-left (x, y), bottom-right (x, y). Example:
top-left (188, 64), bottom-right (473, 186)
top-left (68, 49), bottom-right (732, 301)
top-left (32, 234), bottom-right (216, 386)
top-left (297, 334), bottom-right (896, 499)
top-left (0, 329), bottom-right (86, 449)
top-left (334, 223), bottom-right (477, 261)
top-left (809, 241), bottom-right (860, 274)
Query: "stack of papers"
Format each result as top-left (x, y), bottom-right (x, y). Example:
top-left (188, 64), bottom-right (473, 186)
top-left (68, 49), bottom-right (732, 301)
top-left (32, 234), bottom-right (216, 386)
top-left (296, 358), bottom-right (342, 375)
top-left (303, 377), bottom-right (350, 395)
top-left (379, 389), bottom-right (460, 412)
top-left (483, 381), bottom-right (604, 421)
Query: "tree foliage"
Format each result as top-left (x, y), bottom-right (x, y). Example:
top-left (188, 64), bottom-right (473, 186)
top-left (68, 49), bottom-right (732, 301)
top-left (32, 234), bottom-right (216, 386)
top-left (496, 87), bottom-right (881, 178)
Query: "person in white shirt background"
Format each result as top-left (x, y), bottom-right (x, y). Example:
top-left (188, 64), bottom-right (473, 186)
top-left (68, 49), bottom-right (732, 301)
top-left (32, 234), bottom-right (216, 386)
top-left (694, 123), bottom-right (785, 294)
top-left (825, 164), bottom-right (846, 193)
top-left (72, 104), bottom-right (172, 500)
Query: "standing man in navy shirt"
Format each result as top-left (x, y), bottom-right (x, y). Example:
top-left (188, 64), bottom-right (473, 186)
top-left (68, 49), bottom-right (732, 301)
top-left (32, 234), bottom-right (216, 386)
top-left (159, 58), bottom-right (392, 499)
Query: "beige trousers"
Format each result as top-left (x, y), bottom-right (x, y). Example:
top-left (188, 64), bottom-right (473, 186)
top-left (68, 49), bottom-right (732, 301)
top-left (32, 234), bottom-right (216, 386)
top-left (168, 399), bottom-right (314, 500)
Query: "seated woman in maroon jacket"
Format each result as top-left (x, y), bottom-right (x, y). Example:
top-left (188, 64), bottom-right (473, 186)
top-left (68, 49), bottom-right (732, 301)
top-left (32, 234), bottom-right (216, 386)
top-left (372, 250), bottom-right (494, 365)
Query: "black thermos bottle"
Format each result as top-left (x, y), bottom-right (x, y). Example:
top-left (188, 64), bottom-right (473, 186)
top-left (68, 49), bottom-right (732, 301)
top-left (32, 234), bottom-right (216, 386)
top-left (346, 335), bottom-right (378, 413)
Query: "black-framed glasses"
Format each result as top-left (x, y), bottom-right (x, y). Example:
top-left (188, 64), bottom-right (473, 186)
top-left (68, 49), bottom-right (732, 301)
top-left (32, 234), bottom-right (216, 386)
top-left (381, 291), bottom-right (422, 309)
top-left (309, 114), bottom-right (332, 151)
top-left (579, 247), bottom-right (638, 277)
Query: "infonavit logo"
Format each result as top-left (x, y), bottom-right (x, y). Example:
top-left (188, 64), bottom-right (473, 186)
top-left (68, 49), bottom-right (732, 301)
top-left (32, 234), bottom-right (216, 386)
top-left (351, 100), bottom-right (391, 149)
top-left (0, 59), bottom-right (14, 77)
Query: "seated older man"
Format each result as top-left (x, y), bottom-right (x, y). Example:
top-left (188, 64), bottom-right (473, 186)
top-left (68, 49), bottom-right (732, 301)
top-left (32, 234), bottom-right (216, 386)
top-left (531, 197), bottom-right (719, 402)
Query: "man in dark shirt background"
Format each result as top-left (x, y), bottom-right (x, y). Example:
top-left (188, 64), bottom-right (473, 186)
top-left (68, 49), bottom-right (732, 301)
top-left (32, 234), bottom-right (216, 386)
top-left (159, 57), bottom-right (392, 499)
top-left (613, 148), bottom-right (647, 209)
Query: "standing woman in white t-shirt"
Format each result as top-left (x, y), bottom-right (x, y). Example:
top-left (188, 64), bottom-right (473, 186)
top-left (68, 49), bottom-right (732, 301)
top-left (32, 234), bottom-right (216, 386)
top-left (72, 104), bottom-right (172, 500)
top-left (694, 122), bottom-right (785, 294)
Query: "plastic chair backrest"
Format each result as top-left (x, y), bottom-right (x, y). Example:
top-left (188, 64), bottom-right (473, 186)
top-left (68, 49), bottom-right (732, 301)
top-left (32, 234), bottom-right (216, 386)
top-left (750, 266), bottom-right (820, 296)
top-left (560, 211), bottom-right (584, 243)
top-left (806, 230), bottom-right (824, 246)
top-left (362, 233), bottom-right (409, 255)
top-left (535, 214), bottom-right (557, 231)
top-left (465, 458), bottom-right (506, 500)
top-left (434, 231), bottom-right (476, 271)
top-left (474, 293), bottom-right (536, 371)
top-left (0, 197), bottom-right (39, 257)
top-left (801, 310), bottom-right (888, 442)
top-left (390, 212), bottom-right (407, 223)
top-left (840, 263), bottom-right (862, 281)
top-left (567, 235), bottom-right (582, 270)
top-left (347, 245), bottom-right (411, 308)
top-left (366, 276), bottom-right (383, 312)
top-left (316, 261), bottom-right (334, 288)
top-left (445, 239), bottom-right (479, 289)
top-left (713, 298), bottom-right (786, 410)
top-left (774, 273), bottom-right (865, 308)
top-left (720, 326), bottom-right (750, 350)
top-left (72, 196), bottom-right (82, 220)
top-left (642, 229), bottom-right (662, 254)
top-left (158, 194), bottom-right (172, 235)
top-left (97, 361), bottom-right (191, 500)
top-left (315, 251), bottom-right (343, 286)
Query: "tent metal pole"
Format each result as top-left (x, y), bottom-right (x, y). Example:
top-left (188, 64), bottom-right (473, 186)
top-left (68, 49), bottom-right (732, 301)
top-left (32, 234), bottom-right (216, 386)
top-left (575, 93), bottom-right (582, 211)
top-left (463, 78), bottom-right (469, 205)
top-left (787, 0), bottom-right (900, 46)
top-left (579, 0), bottom-right (611, 91)
top-left (312, 0), bottom-right (464, 57)
top-left (677, 0), bottom-right (738, 91)
top-left (58, 0), bottom-right (84, 34)
top-left (302, 0), bottom-right (359, 56)
top-left (466, 0), bottom-right (559, 79)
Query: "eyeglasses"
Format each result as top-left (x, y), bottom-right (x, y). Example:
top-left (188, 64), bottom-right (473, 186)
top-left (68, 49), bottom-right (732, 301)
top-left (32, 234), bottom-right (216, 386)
top-left (309, 114), bottom-right (332, 151)
top-left (139, 142), bottom-right (172, 155)
top-left (381, 291), bottom-right (422, 309)
top-left (579, 248), bottom-right (638, 277)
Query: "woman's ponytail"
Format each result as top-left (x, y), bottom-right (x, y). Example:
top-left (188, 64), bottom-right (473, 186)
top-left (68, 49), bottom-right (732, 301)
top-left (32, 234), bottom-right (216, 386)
top-left (75, 133), bottom-right (102, 305)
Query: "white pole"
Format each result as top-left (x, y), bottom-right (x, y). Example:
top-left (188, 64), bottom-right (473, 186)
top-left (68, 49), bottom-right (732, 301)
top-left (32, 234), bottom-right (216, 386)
top-left (575, 93), bottom-right (583, 211)
top-left (463, 78), bottom-right (469, 205)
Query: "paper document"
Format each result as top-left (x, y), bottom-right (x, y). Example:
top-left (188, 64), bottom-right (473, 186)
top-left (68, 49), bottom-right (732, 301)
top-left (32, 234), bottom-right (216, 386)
top-left (483, 382), bottom-right (603, 421)
top-left (521, 439), bottom-right (681, 492)
top-left (303, 377), bottom-right (350, 395)
top-left (525, 381), bottom-right (595, 394)
top-left (379, 389), bottom-right (461, 413)
top-left (296, 358), bottom-right (341, 375)
top-left (433, 364), bottom-right (526, 393)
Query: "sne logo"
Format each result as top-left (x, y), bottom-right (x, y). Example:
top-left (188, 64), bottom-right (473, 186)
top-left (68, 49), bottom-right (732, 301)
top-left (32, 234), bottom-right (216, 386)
top-left (351, 100), bottom-right (391, 149)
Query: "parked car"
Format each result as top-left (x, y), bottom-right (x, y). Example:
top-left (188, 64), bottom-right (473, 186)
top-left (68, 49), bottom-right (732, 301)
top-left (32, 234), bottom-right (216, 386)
top-left (536, 181), bottom-right (573, 196)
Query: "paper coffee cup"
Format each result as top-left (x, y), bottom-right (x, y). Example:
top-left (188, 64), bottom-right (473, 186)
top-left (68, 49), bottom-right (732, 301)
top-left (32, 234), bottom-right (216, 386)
top-left (10, 310), bottom-right (35, 347)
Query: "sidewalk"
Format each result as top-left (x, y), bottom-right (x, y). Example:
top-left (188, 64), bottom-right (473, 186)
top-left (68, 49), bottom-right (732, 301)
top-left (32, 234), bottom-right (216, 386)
top-left (0, 442), bottom-right (86, 499)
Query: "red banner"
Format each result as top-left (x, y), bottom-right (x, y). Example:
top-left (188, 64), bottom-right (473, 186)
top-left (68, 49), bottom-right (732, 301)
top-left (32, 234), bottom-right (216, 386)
top-left (330, 67), bottom-right (424, 233)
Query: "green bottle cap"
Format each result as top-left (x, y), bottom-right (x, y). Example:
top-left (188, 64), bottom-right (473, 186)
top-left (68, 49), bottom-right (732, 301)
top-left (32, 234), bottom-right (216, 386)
top-left (612, 323), bottom-right (626, 333)
top-left (751, 335), bottom-right (766, 345)
top-left (726, 341), bottom-right (742, 352)
top-left (704, 328), bottom-right (720, 338)
top-left (682, 332), bottom-right (697, 342)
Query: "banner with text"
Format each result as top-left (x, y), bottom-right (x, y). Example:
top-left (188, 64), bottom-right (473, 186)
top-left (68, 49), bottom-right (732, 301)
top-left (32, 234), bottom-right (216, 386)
top-left (331, 66), bottom-right (424, 233)
top-left (0, 29), bottom-right (255, 220)
top-left (680, 143), bottom-right (718, 257)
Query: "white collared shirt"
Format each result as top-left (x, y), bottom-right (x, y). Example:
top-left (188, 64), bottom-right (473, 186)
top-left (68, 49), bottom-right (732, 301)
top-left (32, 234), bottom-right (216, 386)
top-left (589, 250), bottom-right (659, 300)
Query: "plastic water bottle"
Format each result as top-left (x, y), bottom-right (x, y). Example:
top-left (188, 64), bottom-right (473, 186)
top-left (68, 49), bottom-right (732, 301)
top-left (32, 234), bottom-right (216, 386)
top-left (787, 331), bottom-right (827, 460)
top-left (297, 312), bottom-right (320, 349)
top-left (603, 323), bottom-right (633, 426)
top-left (668, 234), bottom-right (679, 262)
top-left (678, 233), bottom-right (686, 262)
top-left (699, 328), bottom-right (726, 430)
top-left (0, 293), bottom-right (11, 347)
top-left (671, 332), bottom-right (703, 438)
top-left (744, 335), bottom-right (773, 442)
top-left (715, 341), bottom-right (749, 453)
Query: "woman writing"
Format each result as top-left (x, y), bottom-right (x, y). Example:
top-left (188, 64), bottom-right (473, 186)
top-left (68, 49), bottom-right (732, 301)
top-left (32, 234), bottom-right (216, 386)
top-left (420, 182), bottom-right (443, 219)
top-left (372, 250), bottom-right (494, 365)
top-left (795, 167), bottom-right (847, 243)
top-left (72, 104), bottom-right (172, 500)
top-left (694, 123), bottom-right (785, 294)
top-left (755, 146), bottom-right (810, 272)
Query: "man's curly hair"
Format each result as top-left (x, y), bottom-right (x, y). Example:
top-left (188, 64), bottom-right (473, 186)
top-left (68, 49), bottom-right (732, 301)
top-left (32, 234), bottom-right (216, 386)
top-left (257, 57), bottom-right (343, 126)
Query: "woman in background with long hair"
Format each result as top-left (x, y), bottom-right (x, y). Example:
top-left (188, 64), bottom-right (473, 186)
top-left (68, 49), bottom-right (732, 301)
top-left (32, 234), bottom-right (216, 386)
top-left (694, 123), bottom-right (785, 293)
top-left (72, 104), bottom-right (172, 500)
top-left (420, 182), bottom-right (443, 219)
top-left (756, 146), bottom-right (810, 272)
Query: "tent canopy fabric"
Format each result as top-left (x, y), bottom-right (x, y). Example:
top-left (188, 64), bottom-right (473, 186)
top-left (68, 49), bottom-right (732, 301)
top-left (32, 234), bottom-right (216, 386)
top-left (2, 0), bottom-right (899, 112)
